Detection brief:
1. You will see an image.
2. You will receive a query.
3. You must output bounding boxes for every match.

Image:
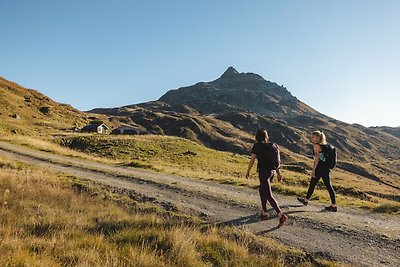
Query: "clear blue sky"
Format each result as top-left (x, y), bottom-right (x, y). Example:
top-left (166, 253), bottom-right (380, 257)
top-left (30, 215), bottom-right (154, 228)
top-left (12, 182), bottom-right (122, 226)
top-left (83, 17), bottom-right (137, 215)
top-left (1, 0), bottom-right (399, 127)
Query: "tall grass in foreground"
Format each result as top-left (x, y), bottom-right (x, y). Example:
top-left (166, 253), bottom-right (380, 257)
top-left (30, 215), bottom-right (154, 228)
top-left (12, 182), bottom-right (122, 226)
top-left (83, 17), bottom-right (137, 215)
top-left (0, 156), bottom-right (342, 266)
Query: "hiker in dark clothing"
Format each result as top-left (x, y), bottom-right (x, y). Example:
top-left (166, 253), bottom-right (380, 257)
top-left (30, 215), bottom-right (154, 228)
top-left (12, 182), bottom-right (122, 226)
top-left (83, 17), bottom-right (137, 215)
top-left (246, 128), bottom-right (288, 228)
top-left (297, 130), bottom-right (337, 212)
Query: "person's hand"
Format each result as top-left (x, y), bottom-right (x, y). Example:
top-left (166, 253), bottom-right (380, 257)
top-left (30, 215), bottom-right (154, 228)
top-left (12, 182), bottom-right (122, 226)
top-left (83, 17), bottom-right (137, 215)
top-left (277, 172), bottom-right (282, 182)
top-left (245, 172), bottom-right (250, 179)
top-left (311, 170), bottom-right (315, 178)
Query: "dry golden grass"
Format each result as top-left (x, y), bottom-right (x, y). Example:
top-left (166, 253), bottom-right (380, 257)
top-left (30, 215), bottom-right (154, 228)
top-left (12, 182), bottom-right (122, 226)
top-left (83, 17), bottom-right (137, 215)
top-left (0, 78), bottom-right (86, 135)
top-left (0, 76), bottom-right (124, 138)
top-left (1, 155), bottom-right (343, 266)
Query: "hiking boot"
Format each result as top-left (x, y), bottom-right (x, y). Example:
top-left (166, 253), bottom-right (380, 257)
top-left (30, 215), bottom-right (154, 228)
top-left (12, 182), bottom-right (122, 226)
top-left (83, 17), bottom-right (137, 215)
top-left (325, 206), bottom-right (337, 212)
top-left (278, 214), bottom-right (288, 228)
top-left (297, 197), bottom-right (308, 206)
top-left (258, 211), bottom-right (269, 221)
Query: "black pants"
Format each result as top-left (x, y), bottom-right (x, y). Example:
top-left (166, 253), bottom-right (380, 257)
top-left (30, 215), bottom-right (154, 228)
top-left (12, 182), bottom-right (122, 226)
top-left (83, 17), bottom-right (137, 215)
top-left (306, 170), bottom-right (336, 204)
top-left (259, 170), bottom-right (281, 214)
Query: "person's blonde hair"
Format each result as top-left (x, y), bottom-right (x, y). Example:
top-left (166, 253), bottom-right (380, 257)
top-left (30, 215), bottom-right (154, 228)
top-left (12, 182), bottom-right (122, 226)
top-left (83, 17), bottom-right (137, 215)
top-left (312, 130), bottom-right (327, 145)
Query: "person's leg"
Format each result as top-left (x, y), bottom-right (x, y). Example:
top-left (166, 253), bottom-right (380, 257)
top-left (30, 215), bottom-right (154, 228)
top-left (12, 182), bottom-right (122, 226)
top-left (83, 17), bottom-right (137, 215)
top-left (264, 174), bottom-right (288, 227)
top-left (259, 171), bottom-right (287, 227)
top-left (321, 171), bottom-right (336, 206)
top-left (263, 175), bottom-right (282, 214)
top-left (305, 176), bottom-right (321, 200)
top-left (298, 176), bottom-right (321, 205)
top-left (258, 172), bottom-right (268, 212)
top-left (258, 177), bottom-right (269, 213)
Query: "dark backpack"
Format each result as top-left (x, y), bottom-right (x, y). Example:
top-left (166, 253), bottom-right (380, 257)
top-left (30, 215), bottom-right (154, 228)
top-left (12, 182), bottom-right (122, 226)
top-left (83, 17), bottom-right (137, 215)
top-left (265, 142), bottom-right (280, 170)
top-left (322, 144), bottom-right (337, 169)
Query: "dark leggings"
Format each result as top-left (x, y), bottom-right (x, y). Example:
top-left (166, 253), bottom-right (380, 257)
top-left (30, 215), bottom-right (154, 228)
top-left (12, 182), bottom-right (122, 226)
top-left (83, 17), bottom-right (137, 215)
top-left (306, 170), bottom-right (336, 204)
top-left (259, 170), bottom-right (281, 214)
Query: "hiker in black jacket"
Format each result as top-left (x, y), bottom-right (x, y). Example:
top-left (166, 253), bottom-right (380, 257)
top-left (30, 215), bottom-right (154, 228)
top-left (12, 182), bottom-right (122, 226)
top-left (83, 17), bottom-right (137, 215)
top-left (297, 130), bottom-right (337, 212)
top-left (246, 128), bottom-right (288, 228)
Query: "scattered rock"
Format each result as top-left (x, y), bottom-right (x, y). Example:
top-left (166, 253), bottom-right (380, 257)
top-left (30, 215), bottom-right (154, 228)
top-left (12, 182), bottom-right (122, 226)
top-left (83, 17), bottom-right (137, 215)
top-left (39, 106), bottom-right (51, 115)
top-left (182, 150), bottom-right (198, 156)
top-left (10, 114), bottom-right (20, 119)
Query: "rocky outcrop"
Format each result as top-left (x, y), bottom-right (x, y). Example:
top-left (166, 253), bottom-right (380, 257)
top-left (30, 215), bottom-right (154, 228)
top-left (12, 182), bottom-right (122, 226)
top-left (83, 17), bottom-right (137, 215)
top-left (159, 67), bottom-right (316, 117)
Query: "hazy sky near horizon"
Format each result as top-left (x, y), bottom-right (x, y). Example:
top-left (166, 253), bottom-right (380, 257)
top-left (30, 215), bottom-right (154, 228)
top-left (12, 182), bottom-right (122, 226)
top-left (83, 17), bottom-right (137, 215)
top-left (1, 1), bottom-right (399, 127)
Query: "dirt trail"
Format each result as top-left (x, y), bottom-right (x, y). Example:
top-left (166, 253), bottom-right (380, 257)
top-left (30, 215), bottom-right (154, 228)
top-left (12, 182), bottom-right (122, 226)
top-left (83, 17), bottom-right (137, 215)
top-left (0, 141), bottom-right (399, 267)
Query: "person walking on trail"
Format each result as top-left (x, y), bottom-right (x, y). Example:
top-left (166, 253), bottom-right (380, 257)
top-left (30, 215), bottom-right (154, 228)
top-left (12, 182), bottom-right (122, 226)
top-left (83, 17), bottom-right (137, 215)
top-left (246, 128), bottom-right (288, 228)
top-left (297, 130), bottom-right (337, 212)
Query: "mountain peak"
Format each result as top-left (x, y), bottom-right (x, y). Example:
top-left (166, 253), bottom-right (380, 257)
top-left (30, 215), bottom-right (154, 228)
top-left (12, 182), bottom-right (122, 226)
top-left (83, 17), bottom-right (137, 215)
top-left (220, 67), bottom-right (239, 78)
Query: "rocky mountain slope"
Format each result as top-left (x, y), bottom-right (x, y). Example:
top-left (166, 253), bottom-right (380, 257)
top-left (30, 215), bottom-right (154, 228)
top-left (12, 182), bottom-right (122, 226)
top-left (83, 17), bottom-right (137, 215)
top-left (371, 126), bottom-right (400, 138)
top-left (90, 67), bottom-right (400, 188)
top-left (159, 67), bottom-right (317, 117)
top-left (158, 67), bottom-right (399, 160)
top-left (92, 67), bottom-right (400, 161)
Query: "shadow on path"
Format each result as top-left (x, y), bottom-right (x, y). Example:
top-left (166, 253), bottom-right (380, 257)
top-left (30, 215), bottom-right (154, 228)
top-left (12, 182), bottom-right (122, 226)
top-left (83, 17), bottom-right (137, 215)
top-left (256, 226), bottom-right (279, 235)
top-left (217, 214), bottom-right (260, 227)
top-left (217, 206), bottom-right (309, 229)
top-left (281, 204), bottom-right (304, 208)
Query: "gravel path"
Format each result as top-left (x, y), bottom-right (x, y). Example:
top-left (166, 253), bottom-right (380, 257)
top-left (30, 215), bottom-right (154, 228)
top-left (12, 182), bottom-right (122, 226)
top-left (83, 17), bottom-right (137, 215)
top-left (0, 141), bottom-right (399, 267)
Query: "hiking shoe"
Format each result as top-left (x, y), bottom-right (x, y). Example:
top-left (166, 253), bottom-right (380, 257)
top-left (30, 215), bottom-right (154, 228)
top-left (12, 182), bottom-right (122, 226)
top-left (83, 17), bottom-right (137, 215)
top-left (258, 211), bottom-right (269, 221)
top-left (325, 206), bottom-right (337, 212)
top-left (278, 214), bottom-right (288, 228)
top-left (297, 197), bottom-right (308, 206)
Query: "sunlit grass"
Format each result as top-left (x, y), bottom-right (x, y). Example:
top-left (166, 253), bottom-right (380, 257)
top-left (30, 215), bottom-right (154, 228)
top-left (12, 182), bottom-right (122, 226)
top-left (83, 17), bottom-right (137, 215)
top-left (0, 155), bottom-right (343, 266)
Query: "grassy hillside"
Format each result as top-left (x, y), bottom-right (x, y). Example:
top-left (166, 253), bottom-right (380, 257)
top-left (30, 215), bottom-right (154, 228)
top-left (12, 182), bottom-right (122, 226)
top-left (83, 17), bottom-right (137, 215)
top-left (0, 77), bottom-right (88, 135)
top-left (0, 155), bottom-right (343, 266)
top-left (91, 102), bottom-right (256, 155)
top-left (0, 77), bottom-right (122, 136)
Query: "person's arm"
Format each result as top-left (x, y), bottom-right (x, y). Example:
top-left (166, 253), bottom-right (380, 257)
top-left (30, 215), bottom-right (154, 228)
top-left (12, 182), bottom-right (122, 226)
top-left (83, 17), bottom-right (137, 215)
top-left (246, 154), bottom-right (257, 179)
top-left (311, 144), bottom-right (319, 177)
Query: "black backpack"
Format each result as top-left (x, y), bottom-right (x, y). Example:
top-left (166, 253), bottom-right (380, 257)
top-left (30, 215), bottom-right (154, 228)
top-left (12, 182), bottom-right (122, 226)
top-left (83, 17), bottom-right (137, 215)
top-left (265, 142), bottom-right (281, 170)
top-left (322, 144), bottom-right (337, 169)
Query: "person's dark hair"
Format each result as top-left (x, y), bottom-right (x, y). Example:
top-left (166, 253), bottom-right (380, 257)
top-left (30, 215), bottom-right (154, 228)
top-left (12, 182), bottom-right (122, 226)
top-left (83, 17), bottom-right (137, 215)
top-left (255, 128), bottom-right (269, 143)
